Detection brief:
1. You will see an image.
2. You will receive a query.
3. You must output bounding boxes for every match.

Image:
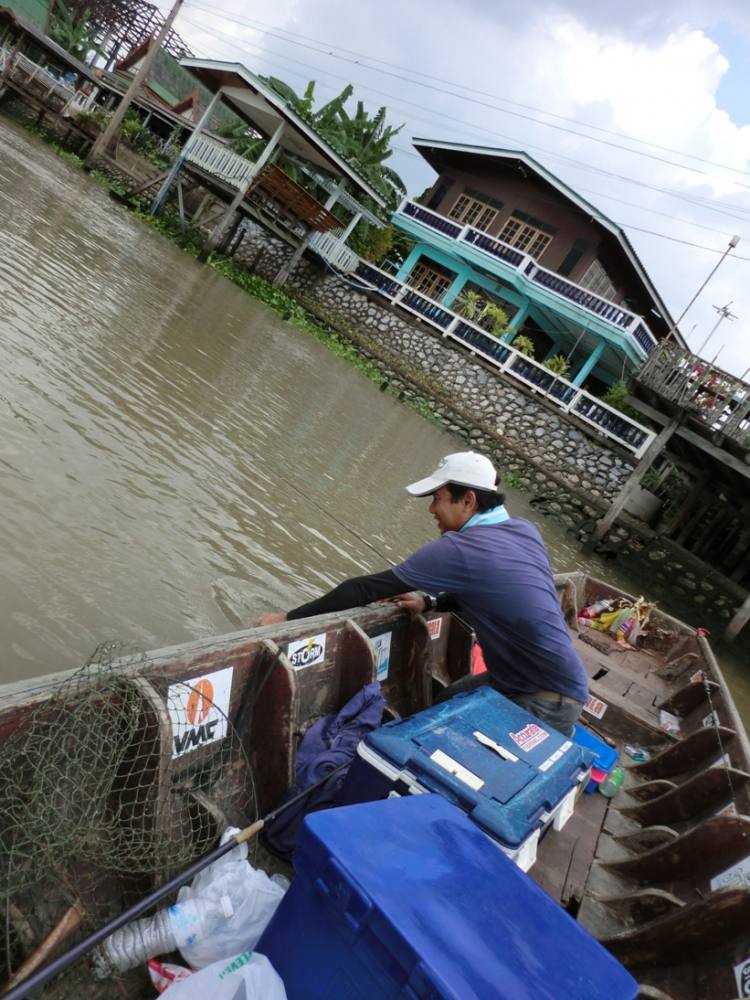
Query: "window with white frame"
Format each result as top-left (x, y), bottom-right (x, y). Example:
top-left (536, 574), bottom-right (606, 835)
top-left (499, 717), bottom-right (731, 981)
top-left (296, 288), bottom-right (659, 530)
top-left (579, 259), bottom-right (618, 302)
top-left (499, 215), bottom-right (553, 259)
top-left (448, 194), bottom-right (498, 232)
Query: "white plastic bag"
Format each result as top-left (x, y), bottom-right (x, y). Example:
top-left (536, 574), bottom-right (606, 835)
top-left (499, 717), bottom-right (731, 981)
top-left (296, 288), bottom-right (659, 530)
top-left (177, 827), bottom-right (287, 969)
top-left (161, 949), bottom-right (287, 999)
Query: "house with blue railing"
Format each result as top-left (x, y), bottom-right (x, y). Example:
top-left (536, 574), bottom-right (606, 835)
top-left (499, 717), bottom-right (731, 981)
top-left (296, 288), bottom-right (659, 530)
top-left (354, 139), bottom-right (678, 400)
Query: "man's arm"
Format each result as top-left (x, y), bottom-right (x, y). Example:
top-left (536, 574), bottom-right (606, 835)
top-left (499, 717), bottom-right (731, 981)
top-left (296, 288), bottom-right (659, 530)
top-left (286, 569), bottom-right (406, 620)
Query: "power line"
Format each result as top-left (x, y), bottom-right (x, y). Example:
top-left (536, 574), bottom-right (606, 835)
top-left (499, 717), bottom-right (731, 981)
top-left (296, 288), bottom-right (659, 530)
top-left (182, 1), bottom-right (750, 190)
top-left (177, 11), bottom-right (750, 245)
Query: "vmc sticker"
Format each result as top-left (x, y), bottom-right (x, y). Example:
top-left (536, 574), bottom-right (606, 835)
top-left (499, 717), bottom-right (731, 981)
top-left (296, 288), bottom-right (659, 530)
top-left (168, 667), bottom-right (234, 758)
top-left (287, 633), bottom-right (326, 669)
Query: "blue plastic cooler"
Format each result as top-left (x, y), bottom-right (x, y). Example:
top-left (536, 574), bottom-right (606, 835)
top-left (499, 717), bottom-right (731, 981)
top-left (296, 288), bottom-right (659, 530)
top-left (338, 687), bottom-right (593, 869)
top-left (257, 794), bottom-right (638, 1000)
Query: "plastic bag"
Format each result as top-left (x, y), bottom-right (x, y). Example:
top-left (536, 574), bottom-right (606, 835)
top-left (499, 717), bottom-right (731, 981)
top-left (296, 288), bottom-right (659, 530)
top-left (177, 828), bottom-right (287, 970)
top-left (161, 949), bottom-right (287, 999)
top-left (148, 959), bottom-right (193, 993)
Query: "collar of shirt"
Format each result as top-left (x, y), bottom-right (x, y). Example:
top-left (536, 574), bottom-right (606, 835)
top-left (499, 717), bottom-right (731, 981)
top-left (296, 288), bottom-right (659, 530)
top-left (459, 505), bottom-right (510, 533)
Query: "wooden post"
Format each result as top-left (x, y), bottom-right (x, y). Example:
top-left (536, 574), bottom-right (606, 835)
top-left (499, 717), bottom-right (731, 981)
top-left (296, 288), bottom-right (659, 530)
top-left (150, 87), bottom-right (223, 216)
top-left (591, 415), bottom-right (681, 543)
top-left (198, 120), bottom-right (285, 262)
top-left (85, 0), bottom-right (185, 167)
top-left (725, 593), bottom-right (750, 642)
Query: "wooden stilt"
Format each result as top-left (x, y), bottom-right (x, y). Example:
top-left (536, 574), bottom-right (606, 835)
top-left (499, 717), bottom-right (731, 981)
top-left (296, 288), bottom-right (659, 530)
top-left (590, 416), bottom-right (682, 543)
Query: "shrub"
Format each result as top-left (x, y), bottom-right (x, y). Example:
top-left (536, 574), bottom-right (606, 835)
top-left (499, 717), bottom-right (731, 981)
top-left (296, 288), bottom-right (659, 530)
top-left (544, 354), bottom-right (571, 377)
top-left (512, 334), bottom-right (535, 358)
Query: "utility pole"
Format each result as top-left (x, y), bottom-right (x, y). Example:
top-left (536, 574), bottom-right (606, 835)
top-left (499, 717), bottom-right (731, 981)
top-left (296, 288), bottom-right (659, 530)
top-left (695, 302), bottom-right (738, 357)
top-left (85, 0), bottom-right (185, 167)
top-left (662, 235), bottom-right (740, 344)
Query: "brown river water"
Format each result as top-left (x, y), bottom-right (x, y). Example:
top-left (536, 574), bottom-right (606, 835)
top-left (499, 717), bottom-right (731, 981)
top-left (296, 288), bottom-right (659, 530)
top-left (1, 117), bottom-right (748, 728)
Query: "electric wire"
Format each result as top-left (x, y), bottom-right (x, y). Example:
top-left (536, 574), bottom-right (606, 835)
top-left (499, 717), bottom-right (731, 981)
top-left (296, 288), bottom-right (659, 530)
top-left (176, 10), bottom-right (750, 248)
top-left (182, 0), bottom-right (750, 189)
top-left (182, 5), bottom-right (750, 182)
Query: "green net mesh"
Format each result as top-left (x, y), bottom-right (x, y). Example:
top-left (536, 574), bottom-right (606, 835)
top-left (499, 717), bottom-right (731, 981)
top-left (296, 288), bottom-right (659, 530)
top-left (0, 644), bottom-right (257, 998)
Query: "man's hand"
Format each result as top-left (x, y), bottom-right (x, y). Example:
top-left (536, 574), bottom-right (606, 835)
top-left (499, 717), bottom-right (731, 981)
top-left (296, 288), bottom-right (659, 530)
top-left (388, 592), bottom-right (427, 616)
top-left (259, 612), bottom-right (287, 626)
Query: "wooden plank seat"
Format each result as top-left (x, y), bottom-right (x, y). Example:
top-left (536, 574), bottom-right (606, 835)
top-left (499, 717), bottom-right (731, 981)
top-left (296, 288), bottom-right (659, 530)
top-left (252, 163), bottom-right (341, 233)
top-left (658, 677), bottom-right (719, 718)
top-left (599, 814), bottom-right (750, 883)
top-left (599, 887), bottom-right (750, 969)
top-left (618, 767), bottom-right (750, 825)
top-left (624, 778), bottom-right (677, 802)
top-left (630, 726), bottom-right (737, 780)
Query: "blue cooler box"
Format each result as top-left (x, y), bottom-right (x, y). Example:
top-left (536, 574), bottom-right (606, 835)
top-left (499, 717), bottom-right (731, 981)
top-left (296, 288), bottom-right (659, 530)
top-left (338, 687), bottom-right (593, 870)
top-left (258, 794), bottom-right (638, 1000)
top-left (573, 723), bottom-right (619, 793)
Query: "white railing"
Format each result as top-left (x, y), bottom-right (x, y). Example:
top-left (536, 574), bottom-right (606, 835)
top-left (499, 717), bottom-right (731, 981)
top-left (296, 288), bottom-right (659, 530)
top-left (186, 135), bottom-right (256, 188)
top-left (308, 230), bottom-right (359, 273)
top-left (9, 51), bottom-right (77, 102)
top-left (353, 260), bottom-right (655, 458)
top-left (61, 88), bottom-right (97, 117)
top-left (395, 199), bottom-right (658, 354)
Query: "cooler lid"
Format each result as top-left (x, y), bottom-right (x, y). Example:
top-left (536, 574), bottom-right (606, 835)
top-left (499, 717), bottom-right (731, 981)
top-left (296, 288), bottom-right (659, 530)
top-left (297, 795), bottom-right (638, 1000)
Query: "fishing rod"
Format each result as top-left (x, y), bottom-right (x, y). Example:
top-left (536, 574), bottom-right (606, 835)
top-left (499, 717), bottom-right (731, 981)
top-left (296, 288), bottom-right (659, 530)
top-left (2, 761), bottom-right (350, 1000)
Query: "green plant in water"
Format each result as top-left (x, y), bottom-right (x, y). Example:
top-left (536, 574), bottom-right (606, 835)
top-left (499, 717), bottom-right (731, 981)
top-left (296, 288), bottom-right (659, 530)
top-left (511, 334), bottom-right (535, 358)
top-left (543, 354), bottom-right (571, 378)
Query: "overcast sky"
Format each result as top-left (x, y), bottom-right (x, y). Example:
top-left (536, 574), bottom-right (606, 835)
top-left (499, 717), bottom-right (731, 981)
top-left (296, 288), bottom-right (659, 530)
top-left (160, 0), bottom-right (750, 378)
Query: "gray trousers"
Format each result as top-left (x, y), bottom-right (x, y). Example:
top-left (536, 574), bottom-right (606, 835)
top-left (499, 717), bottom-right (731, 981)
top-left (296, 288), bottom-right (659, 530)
top-left (434, 673), bottom-right (582, 738)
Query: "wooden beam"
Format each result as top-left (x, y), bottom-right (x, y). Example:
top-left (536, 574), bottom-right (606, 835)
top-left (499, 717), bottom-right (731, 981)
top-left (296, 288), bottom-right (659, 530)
top-left (726, 593), bottom-right (750, 642)
top-left (591, 416), bottom-right (682, 542)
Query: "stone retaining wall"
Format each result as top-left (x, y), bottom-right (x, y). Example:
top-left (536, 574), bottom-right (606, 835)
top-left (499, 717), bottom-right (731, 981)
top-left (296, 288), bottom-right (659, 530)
top-left (229, 225), bottom-right (749, 627)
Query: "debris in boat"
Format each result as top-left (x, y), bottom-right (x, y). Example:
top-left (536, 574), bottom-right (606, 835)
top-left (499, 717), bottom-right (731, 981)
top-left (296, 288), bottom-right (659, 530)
top-left (578, 596), bottom-right (656, 648)
top-left (598, 766), bottom-right (625, 798)
top-left (624, 745), bottom-right (650, 762)
top-left (578, 631), bottom-right (613, 654)
top-left (658, 709), bottom-right (681, 735)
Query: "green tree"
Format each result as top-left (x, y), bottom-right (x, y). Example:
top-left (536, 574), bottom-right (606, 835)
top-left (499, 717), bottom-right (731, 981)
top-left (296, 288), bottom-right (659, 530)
top-left (49, 2), bottom-right (102, 62)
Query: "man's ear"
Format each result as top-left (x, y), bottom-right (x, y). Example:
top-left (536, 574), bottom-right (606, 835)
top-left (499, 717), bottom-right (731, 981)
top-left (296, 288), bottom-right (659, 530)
top-left (464, 489), bottom-right (479, 511)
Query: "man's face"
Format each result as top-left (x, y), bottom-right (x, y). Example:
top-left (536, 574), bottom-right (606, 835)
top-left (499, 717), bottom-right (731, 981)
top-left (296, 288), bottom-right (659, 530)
top-left (428, 486), bottom-right (476, 534)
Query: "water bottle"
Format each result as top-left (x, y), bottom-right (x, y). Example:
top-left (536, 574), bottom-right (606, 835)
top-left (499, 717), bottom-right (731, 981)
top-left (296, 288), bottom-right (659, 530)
top-left (93, 894), bottom-right (234, 978)
top-left (598, 766), bottom-right (624, 798)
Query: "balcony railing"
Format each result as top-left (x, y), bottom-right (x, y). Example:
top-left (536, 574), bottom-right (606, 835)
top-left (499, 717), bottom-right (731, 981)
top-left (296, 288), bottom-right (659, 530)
top-left (352, 260), bottom-right (654, 457)
top-left (394, 199), bottom-right (658, 354)
top-left (636, 343), bottom-right (750, 447)
top-left (307, 230), bottom-right (360, 273)
top-left (186, 135), bottom-right (257, 188)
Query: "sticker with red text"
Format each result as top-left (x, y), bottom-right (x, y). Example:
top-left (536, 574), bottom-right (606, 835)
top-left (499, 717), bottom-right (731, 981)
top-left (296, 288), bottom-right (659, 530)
top-left (427, 618), bottom-right (442, 640)
top-left (509, 723), bottom-right (549, 753)
top-left (583, 694), bottom-right (608, 719)
top-left (734, 956), bottom-right (750, 997)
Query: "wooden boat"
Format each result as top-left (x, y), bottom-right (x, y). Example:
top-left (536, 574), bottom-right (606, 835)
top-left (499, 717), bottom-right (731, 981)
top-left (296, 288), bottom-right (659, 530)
top-left (0, 573), bottom-right (748, 999)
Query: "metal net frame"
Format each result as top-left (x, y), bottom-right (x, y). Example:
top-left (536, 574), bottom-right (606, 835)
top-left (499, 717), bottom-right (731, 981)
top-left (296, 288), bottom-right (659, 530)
top-left (0, 644), bottom-right (257, 997)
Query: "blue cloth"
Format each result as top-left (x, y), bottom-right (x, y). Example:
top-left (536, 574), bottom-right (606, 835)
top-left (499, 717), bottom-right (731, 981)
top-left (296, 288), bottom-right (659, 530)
top-left (459, 505), bottom-right (510, 531)
top-left (393, 518), bottom-right (588, 703)
top-left (262, 682), bottom-right (385, 861)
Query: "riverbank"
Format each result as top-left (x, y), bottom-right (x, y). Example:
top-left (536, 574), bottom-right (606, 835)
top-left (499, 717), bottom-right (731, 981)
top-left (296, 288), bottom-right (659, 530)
top-left (4, 111), bottom-right (749, 647)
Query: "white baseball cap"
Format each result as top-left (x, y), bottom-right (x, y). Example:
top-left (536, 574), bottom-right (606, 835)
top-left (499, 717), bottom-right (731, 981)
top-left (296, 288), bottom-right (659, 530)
top-left (406, 451), bottom-right (498, 496)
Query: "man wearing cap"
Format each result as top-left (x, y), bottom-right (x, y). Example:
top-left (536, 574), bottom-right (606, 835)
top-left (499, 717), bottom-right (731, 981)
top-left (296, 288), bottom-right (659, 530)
top-left (260, 451), bottom-right (588, 736)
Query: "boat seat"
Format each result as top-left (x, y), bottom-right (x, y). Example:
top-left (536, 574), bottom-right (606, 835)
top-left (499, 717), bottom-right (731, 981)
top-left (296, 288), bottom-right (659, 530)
top-left (625, 779), bottom-right (677, 802)
top-left (618, 767), bottom-right (750, 825)
top-left (589, 887), bottom-right (684, 923)
top-left (658, 678), bottom-right (719, 718)
top-left (599, 886), bottom-right (750, 968)
top-left (630, 726), bottom-right (736, 780)
top-left (599, 814), bottom-right (750, 883)
top-left (614, 826), bottom-right (679, 852)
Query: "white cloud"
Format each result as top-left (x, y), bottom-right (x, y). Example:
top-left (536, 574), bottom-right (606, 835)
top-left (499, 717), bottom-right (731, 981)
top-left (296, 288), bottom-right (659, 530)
top-left (167, 0), bottom-right (750, 376)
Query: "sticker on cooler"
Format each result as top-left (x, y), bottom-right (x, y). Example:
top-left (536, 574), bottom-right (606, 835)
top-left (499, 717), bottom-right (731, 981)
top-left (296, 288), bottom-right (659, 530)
top-left (168, 667), bottom-right (234, 758)
top-left (583, 695), bottom-right (607, 719)
top-left (287, 633), bottom-right (326, 669)
top-left (509, 723), bottom-right (549, 753)
top-left (735, 956), bottom-right (750, 998)
top-left (426, 618), bottom-right (442, 640)
top-left (372, 631), bottom-right (392, 682)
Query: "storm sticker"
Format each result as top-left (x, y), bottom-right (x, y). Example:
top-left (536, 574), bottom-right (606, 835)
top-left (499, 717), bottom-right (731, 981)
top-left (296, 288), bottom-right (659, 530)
top-left (287, 633), bottom-right (326, 669)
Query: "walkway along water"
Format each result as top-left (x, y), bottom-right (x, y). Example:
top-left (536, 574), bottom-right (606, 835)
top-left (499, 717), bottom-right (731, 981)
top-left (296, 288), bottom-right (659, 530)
top-left (1, 116), bottom-right (748, 727)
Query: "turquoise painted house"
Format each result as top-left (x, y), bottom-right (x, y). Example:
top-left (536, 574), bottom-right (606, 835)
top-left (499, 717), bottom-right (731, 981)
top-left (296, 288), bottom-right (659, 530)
top-left (357, 139), bottom-right (677, 397)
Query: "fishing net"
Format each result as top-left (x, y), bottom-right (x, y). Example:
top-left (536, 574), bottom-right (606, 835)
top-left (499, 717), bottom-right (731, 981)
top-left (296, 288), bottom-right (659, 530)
top-left (0, 643), bottom-right (258, 998)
